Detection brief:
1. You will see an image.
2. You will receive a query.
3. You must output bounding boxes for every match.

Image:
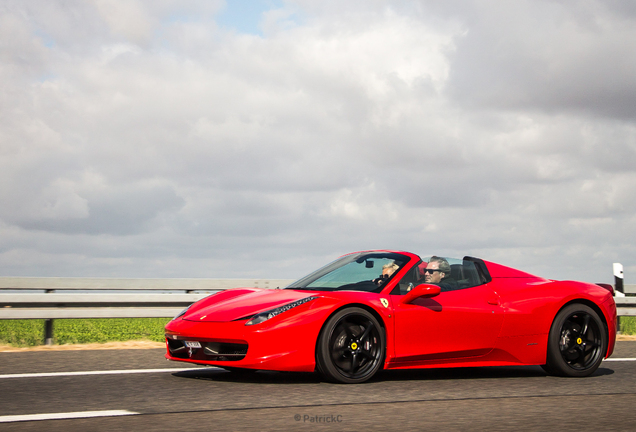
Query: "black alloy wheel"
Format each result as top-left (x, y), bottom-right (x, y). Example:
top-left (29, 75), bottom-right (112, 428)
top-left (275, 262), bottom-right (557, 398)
top-left (316, 307), bottom-right (385, 384)
top-left (543, 303), bottom-right (607, 377)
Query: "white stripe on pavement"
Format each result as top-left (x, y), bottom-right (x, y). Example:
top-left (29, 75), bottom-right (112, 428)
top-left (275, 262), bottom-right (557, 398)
top-left (0, 367), bottom-right (217, 379)
top-left (0, 359), bottom-right (631, 380)
top-left (0, 410), bottom-right (139, 423)
top-left (603, 358), bottom-right (636, 362)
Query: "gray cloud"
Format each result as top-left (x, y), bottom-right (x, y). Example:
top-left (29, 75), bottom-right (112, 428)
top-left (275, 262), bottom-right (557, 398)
top-left (0, 0), bottom-right (635, 283)
top-left (443, 0), bottom-right (636, 120)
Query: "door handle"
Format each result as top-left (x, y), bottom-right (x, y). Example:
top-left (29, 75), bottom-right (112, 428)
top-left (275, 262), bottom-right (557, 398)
top-left (487, 293), bottom-right (500, 306)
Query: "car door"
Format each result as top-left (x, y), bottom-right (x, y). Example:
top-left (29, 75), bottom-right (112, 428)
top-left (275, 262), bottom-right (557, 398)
top-left (391, 283), bottom-right (504, 363)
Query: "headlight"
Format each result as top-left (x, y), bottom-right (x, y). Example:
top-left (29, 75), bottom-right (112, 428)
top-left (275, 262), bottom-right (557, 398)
top-left (172, 305), bottom-right (191, 321)
top-left (245, 296), bottom-right (317, 326)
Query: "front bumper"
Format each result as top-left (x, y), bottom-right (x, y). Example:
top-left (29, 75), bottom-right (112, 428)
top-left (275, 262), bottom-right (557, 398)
top-left (164, 317), bottom-right (321, 372)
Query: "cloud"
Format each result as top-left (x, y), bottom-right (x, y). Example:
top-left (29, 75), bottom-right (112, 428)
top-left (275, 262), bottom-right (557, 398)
top-left (443, 0), bottom-right (636, 120)
top-left (0, 0), bottom-right (635, 283)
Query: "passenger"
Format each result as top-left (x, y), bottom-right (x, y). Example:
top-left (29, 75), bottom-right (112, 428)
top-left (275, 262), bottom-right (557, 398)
top-left (374, 262), bottom-right (399, 286)
top-left (424, 256), bottom-right (458, 291)
top-left (382, 262), bottom-right (399, 277)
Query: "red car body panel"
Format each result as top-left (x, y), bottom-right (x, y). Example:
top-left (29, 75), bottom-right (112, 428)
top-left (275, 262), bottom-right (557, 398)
top-left (165, 251), bottom-right (617, 374)
top-left (165, 291), bottom-right (391, 372)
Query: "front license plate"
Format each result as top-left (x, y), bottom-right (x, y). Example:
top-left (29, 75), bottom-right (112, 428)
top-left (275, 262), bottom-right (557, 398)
top-left (185, 341), bottom-right (202, 348)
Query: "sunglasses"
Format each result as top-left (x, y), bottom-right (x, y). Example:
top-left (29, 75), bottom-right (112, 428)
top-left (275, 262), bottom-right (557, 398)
top-left (423, 269), bottom-right (442, 274)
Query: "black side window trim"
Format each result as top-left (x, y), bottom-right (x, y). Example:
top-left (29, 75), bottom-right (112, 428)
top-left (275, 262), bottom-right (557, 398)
top-left (463, 256), bottom-right (492, 284)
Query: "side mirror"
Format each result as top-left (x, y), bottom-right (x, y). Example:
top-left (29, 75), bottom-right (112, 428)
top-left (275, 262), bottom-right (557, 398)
top-left (401, 284), bottom-right (441, 304)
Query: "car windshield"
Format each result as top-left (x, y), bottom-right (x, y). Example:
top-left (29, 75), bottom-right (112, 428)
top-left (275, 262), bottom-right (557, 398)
top-left (286, 252), bottom-right (412, 292)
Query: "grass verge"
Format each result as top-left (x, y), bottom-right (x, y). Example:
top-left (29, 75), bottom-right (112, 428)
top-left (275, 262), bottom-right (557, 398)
top-left (620, 316), bottom-right (636, 335)
top-left (0, 318), bottom-right (171, 347)
top-left (2, 316), bottom-right (635, 348)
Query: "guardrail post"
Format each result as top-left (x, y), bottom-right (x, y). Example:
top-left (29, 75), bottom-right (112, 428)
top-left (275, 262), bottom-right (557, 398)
top-left (614, 263), bottom-right (625, 332)
top-left (44, 319), bottom-right (54, 345)
top-left (614, 263), bottom-right (624, 294)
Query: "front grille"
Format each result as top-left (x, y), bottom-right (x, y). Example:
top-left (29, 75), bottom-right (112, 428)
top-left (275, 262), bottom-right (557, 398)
top-left (167, 338), bottom-right (248, 361)
top-left (167, 338), bottom-right (189, 358)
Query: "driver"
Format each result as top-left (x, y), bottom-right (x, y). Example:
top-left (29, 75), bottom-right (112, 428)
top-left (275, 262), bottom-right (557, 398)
top-left (424, 256), bottom-right (458, 291)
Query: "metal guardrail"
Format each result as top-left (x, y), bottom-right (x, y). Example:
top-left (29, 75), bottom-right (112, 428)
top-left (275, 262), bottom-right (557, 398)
top-left (612, 263), bottom-right (636, 317)
top-left (0, 278), bottom-right (296, 317)
top-left (615, 289), bottom-right (636, 316)
top-left (0, 277), bottom-right (293, 291)
top-left (0, 276), bottom-right (634, 344)
top-left (0, 278), bottom-right (295, 319)
top-left (0, 277), bottom-right (295, 344)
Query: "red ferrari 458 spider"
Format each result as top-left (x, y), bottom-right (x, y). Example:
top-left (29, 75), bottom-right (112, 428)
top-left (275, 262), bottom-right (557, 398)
top-left (165, 250), bottom-right (617, 383)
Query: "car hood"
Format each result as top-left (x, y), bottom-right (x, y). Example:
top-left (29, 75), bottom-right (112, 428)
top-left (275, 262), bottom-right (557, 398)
top-left (183, 288), bottom-right (316, 322)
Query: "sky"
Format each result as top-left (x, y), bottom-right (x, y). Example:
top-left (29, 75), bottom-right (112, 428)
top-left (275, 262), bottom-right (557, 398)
top-left (1, 0), bottom-right (635, 283)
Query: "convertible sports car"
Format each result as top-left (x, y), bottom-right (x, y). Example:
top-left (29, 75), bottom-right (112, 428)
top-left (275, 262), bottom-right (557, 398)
top-left (165, 250), bottom-right (617, 383)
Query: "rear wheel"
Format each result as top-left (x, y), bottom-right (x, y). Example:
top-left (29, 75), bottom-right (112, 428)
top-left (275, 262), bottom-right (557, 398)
top-left (316, 307), bottom-right (385, 384)
top-left (544, 303), bottom-right (606, 377)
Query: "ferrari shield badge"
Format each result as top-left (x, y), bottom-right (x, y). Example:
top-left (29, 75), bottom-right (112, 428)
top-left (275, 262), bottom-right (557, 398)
top-left (380, 298), bottom-right (389, 308)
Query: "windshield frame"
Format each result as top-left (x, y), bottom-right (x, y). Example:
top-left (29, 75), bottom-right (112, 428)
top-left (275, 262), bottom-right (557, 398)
top-left (285, 251), bottom-right (414, 293)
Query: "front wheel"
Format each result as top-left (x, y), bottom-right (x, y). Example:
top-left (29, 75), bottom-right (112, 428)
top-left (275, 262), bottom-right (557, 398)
top-left (544, 303), bottom-right (607, 377)
top-left (316, 307), bottom-right (385, 384)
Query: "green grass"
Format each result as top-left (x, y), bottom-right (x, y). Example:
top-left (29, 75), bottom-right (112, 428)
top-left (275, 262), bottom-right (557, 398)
top-left (2, 316), bottom-right (635, 348)
top-left (0, 318), bottom-right (171, 347)
top-left (620, 316), bottom-right (636, 335)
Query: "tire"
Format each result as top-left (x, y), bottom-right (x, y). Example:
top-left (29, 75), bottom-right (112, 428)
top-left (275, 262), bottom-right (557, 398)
top-left (316, 307), bottom-right (385, 384)
top-left (544, 303), bottom-right (607, 377)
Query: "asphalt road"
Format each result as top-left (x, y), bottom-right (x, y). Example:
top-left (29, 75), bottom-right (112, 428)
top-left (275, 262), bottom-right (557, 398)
top-left (2, 343), bottom-right (636, 431)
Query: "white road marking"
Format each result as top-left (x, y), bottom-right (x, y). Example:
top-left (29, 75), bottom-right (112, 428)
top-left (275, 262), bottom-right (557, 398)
top-left (0, 367), bottom-right (218, 379)
top-left (603, 358), bottom-right (636, 362)
top-left (0, 410), bottom-right (139, 423)
top-left (0, 359), bottom-right (631, 381)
